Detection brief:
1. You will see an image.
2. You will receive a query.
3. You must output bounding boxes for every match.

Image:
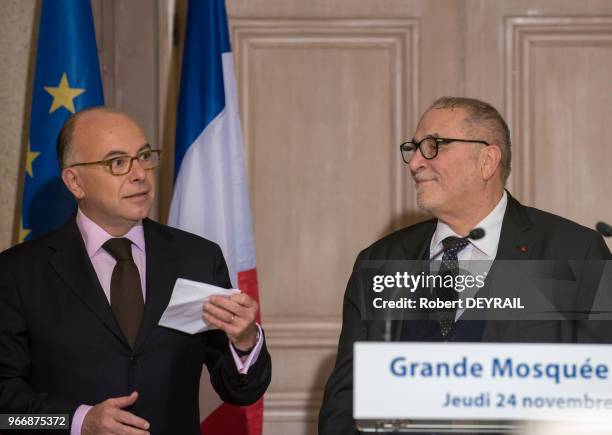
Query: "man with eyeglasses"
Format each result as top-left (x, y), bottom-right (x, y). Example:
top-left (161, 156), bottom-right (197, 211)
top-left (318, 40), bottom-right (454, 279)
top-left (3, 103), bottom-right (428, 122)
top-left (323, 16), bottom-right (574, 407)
top-left (319, 96), bottom-right (611, 434)
top-left (0, 107), bottom-right (271, 434)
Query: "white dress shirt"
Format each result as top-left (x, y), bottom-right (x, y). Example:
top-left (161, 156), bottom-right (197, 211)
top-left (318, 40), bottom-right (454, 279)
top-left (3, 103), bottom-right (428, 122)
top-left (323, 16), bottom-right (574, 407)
top-left (429, 190), bottom-right (508, 319)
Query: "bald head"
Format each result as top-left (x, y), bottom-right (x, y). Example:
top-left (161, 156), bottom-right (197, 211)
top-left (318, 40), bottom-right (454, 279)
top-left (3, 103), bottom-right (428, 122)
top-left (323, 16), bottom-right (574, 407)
top-left (56, 106), bottom-right (143, 169)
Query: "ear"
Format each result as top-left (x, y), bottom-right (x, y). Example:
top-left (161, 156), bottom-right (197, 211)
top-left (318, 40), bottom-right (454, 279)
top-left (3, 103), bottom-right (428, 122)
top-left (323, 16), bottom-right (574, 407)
top-left (61, 168), bottom-right (85, 199)
top-left (480, 144), bottom-right (502, 181)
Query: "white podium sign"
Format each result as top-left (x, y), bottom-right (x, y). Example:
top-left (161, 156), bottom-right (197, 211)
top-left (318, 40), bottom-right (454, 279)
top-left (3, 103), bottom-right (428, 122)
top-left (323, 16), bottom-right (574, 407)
top-left (354, 342), bottom-right (612, 422)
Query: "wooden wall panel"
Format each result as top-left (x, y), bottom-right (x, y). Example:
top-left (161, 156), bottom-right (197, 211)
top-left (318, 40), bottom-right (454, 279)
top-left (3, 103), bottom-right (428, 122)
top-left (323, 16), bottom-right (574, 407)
top-left (506, 17), bottom-right (612, 244)
top-left (264, 348), bottom-right (333, 427)
top-left (230, 18), bottom-right (419, 431)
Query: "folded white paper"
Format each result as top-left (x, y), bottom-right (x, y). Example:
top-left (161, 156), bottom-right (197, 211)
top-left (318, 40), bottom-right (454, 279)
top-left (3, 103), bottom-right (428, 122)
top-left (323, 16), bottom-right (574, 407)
top-left (158, 278), bottom-right (240, 334)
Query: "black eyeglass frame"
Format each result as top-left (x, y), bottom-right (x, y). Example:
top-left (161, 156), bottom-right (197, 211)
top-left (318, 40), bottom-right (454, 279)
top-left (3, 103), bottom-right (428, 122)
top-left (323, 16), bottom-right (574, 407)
top-left (399, 137), bottom-right (490, 163)
top-left (68, 148), bottom-right (162, 176)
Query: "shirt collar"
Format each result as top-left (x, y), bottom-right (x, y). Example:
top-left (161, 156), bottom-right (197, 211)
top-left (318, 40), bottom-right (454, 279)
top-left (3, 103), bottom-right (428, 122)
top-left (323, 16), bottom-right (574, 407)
top-left (76, 208), bottom-right (146, 258)
top-left (431, 190), bottom-right (508, 258)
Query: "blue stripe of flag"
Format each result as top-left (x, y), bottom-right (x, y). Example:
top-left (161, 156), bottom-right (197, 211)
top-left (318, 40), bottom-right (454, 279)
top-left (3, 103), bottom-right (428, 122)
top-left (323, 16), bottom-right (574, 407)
top-left (174, 0), bottom-right (231, 180)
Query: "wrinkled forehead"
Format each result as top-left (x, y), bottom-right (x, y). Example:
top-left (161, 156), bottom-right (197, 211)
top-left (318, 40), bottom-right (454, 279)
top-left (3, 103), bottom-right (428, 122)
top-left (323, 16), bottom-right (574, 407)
top-left (414, 107), bottom-right (471, 139)
top-left (72, 111), bottom-right (148, 159)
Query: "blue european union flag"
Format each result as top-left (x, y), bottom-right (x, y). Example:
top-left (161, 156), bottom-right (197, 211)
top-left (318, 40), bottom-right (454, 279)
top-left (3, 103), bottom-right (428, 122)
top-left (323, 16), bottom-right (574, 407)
top-left (20, 0), bottom-right (104, 242)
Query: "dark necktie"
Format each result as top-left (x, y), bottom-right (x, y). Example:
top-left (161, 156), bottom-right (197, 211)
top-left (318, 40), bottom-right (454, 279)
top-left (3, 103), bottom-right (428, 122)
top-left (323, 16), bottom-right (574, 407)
top-left (435, 236), bottom-right (470, 337)
top-left (103, 238), bottom-right (144, 348)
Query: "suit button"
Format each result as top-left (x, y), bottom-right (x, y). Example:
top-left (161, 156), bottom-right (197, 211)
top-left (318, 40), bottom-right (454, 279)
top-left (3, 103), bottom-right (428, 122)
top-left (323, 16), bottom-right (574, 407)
top-left (130, 357), bottom-right (139, 365)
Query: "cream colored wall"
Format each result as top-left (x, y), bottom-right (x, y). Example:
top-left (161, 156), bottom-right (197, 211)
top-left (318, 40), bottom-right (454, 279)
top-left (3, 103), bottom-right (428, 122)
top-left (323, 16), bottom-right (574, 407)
top-left (0, 0), bottom-right (36, 252)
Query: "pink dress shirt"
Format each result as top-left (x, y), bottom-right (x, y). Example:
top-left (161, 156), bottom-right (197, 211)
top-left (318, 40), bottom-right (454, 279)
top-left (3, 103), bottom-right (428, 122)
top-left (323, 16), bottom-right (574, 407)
top-left (71, 209), bottom-right (263, 434)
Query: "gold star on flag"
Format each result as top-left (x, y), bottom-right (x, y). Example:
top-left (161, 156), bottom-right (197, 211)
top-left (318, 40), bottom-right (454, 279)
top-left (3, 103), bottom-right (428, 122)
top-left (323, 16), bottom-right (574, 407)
top-left (19, 219), bottom-right (31, 243)
top-left (25, 142), bottom-right (40, 178)
top-left (44, 73), bottom-right (85, 114)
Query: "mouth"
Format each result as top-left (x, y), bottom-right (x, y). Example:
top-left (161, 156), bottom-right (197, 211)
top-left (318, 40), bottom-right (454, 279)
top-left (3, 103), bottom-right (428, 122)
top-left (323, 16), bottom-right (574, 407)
top-left (124, 191), bottom-right (150, 200)
top-left (413, 176), bottom-right (437, 184)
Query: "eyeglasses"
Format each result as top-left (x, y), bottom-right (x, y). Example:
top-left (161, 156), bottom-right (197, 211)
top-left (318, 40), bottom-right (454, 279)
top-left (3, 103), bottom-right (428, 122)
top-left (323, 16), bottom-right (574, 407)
top-left (399, 137), bottom-right (489, 163)
top-left (69, 148), bottom-right (162, 176)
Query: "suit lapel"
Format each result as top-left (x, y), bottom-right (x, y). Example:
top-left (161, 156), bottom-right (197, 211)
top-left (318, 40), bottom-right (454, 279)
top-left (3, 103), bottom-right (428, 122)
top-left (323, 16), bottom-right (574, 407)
top-left (134, 218), bottom-right (177, 351)
top-left (48, 217), bottom-right (128, 346)
top-left (400, 220), bottom-right (436, 261)
top-left (385, 221), bottom-right (436, 340)
top-left (495, 191), bottom-right (534, 261)
top-left (481, 192), bottom-right (535, 341)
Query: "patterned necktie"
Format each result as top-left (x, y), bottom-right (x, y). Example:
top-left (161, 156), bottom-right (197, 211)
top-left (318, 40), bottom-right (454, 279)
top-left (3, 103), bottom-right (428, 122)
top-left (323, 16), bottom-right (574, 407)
top-left (103, 238), bottom-right (144, 348)
top-left (435, 236), bottom-right (470, 337)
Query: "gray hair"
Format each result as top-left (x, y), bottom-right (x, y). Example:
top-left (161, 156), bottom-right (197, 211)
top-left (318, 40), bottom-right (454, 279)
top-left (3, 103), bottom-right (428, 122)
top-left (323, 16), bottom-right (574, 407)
top-left (428, 96), bottom-right (511, 184)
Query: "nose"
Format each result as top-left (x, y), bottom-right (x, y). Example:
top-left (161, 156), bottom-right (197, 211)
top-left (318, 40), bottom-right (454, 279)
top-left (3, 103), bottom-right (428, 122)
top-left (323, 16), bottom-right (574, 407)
top-left (128, 158), bottom-right (146, 182)
top-left (408, 148), bottom-right (427, 174)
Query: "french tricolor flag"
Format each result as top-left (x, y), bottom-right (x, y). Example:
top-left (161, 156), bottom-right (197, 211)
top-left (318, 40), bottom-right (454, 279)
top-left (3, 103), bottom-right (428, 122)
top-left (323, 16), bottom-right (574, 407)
top-left (168, 1), bottom-right (263, 433)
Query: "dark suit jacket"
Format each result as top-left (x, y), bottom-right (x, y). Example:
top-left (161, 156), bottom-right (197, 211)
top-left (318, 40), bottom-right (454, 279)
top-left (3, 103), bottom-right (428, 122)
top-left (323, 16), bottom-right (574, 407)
top-left (319, 192), bottom-right (611, 434)
top-left (0, 217), bottom-right (271, 434)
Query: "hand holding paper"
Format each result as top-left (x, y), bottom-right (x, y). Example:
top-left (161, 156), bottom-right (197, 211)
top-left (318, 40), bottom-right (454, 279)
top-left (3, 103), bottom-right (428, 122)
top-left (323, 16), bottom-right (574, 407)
top-left (158, 278), bottom-right (240, 334)
top-left (204, 291), bottom-right (260, 352)
top-left (158, 277), bottom-right (259, 351)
